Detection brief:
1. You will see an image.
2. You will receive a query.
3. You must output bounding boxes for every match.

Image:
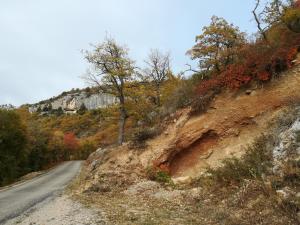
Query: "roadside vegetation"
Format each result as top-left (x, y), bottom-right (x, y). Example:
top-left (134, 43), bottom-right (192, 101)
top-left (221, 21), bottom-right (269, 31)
top-left (186, 109), bottom-right (300, 225)
top-left (69, 1), bottom-right (300, 224)
top-left (0, 108), bottom-right (96, 186)
top-left (69, 106), bottom-right (300, 225)
top-left (2, 0), bottom-right (300, 191)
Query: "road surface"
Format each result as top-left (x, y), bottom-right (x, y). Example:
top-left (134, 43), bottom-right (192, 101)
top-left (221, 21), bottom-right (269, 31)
top-left (0, 161), bottom-right (82, 224)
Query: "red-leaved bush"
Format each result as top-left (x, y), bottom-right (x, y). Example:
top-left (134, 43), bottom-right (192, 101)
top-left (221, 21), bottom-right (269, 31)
top-left (295, 0), bottom-right (300, 8)
top-left (195, 25), bottom-right (300, 97)
top-left (195, 76), bottom-right (223, 96)
top-left (64, 132), bottom-right (79, 151)
top-left (222, 64), bottom-right (252, 89)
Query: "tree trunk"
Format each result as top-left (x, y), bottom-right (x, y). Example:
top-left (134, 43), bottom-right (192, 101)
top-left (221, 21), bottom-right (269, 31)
top-left (156, 88), bottom-right (160, 107)
top-left (118, 95), bottom-right (126, 145)
top-left (156, 85), bottom-right (161, 107)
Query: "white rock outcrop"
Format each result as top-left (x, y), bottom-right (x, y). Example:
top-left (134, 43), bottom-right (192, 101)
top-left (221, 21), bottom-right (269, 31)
top-left (29, 91), bottom-right (117, 113)
top-left (273, 109), bottom-right (300, 172)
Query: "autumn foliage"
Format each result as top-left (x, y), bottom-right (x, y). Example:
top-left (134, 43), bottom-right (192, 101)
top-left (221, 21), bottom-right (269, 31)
top-left (195, 25), bottom-right (300, 97)
top-left (64, 132), bottom-right (79, 152)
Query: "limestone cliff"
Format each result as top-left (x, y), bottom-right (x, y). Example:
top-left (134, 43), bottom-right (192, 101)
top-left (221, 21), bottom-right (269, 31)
top-left (29, 89), bottom-right (117, 113)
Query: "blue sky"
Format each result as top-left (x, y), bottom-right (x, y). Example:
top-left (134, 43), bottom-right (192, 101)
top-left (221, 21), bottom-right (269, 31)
top-left (0, 0), bottom-right (258, 106)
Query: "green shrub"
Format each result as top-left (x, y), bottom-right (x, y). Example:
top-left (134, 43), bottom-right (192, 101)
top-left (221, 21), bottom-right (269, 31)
top-left (146, 167), bottom-right (173, 184)
top-left (162, 80), bottom-right (195, 114)
top-left (295, 130), bottom-right (300, 143)
top-left (190, 91), bottom-right (218, 116)
top-left (0, 110), bottom-right (28, 185)
top-left (155, 171), bottom-right (173, 184)
top-left (130, 127), bottom-right (161, 149)
top-left (281, 159), bottom-right (300, 186)
top-left (77, 103), bottom-right (87, 115)
top-left (282, 8), bottom-right (300, 33)
top-left (206, 135), bottom-right (273, 186)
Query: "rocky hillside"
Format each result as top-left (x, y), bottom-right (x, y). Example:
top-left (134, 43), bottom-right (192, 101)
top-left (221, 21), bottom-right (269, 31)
top-left (70, 56), bottom-right (300, 225)
top-left (28, 88), bottom-right (117, 113)
top-left (81, 60), bottom-right (300, 181)
top-left (0, 104), bottom-right (15, 110)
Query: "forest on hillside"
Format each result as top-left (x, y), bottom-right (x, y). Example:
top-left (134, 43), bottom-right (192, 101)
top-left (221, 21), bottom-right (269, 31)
top-left (1, 0), bottom-right (300, 186)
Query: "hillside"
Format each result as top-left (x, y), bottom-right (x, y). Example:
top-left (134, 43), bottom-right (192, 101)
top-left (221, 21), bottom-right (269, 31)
top-left (28, 88), bottom-right (117, 113)
top-left (2, 1), bottom-right (300, 224)
top-left (156, 60), bottom-right (300, 178)
top-left (70, 56), bottom-right (300, 225)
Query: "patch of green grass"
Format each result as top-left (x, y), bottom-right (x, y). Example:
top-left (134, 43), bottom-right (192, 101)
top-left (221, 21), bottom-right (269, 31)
top-left (146, 167), bottom-right (174, 185)
top-left (154, 171), bottom-right (173, 184)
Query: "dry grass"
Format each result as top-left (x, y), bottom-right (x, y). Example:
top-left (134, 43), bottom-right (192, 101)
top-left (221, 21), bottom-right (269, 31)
top-left (204, 135), bottom-right (273, 186)
top-left (188, 125), bottom-right (300, 225)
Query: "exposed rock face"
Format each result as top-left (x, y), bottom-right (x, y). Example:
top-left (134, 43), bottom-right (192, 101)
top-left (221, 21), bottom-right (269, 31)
top-left (153, 65), bottom-right (300, 178)
top-left (0, 104), bottom-right (15, 110)
top-left (29, 91), bottom-right (117, 113)
top-left (77, 63), bottom-right (300, 193)
top-left (273, 108), bottom-right (300, 172)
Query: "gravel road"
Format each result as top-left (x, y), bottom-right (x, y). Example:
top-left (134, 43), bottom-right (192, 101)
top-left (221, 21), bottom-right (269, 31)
top-left (0, 161), bottom-right (84, 224)
top-left (3, 195), bottom-right (106, 225)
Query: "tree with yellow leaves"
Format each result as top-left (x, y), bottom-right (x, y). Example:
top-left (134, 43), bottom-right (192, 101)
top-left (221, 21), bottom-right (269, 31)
top-left (83, 37), bottom-right (136, 145)
top-left (143, 49), bottom-right (171, 107)
top-left (187, 16), bottom-right (246, 76)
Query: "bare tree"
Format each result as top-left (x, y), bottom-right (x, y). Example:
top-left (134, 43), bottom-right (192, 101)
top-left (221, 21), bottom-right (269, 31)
top-left (252, 0), bottom-right (295, 42)
top-left (253, 0), bottom-right (269, 42)
top-left (83, 37), bottom-right (135, 145)
top-left (144, 49), bottom-right (171, 106)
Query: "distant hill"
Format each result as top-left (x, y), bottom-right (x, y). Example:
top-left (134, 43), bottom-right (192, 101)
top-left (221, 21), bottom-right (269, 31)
top-left (0, 104), bottom-right (15, 110)
top-left (28, 87), bottom-right (117, 114)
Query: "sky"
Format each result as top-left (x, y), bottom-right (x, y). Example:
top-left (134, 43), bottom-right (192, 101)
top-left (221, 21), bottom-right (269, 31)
top-left (0, 0), bottom-right (259, 106)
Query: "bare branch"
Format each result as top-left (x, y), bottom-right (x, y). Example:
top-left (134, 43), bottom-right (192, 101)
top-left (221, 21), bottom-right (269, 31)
top-left (180, 64), bottom-right (201, 75)
top-left (143, 49), bottom-right (171, 106)
top-left (253, 0), bottom-right (269, 43)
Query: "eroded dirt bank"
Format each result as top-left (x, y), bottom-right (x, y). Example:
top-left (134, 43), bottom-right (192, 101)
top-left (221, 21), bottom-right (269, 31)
top-left (154, 64), bottom-right (300, 177)
top-left (70, 62), bottom-right (300, 225)
top-left (80, 62), bottom-right (300, 182)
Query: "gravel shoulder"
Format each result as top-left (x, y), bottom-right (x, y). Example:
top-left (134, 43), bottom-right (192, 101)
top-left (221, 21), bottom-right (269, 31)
top-left (3, 195), bottom-right (106, 225)
top-left (0, 161), bottom-right (99, 224)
